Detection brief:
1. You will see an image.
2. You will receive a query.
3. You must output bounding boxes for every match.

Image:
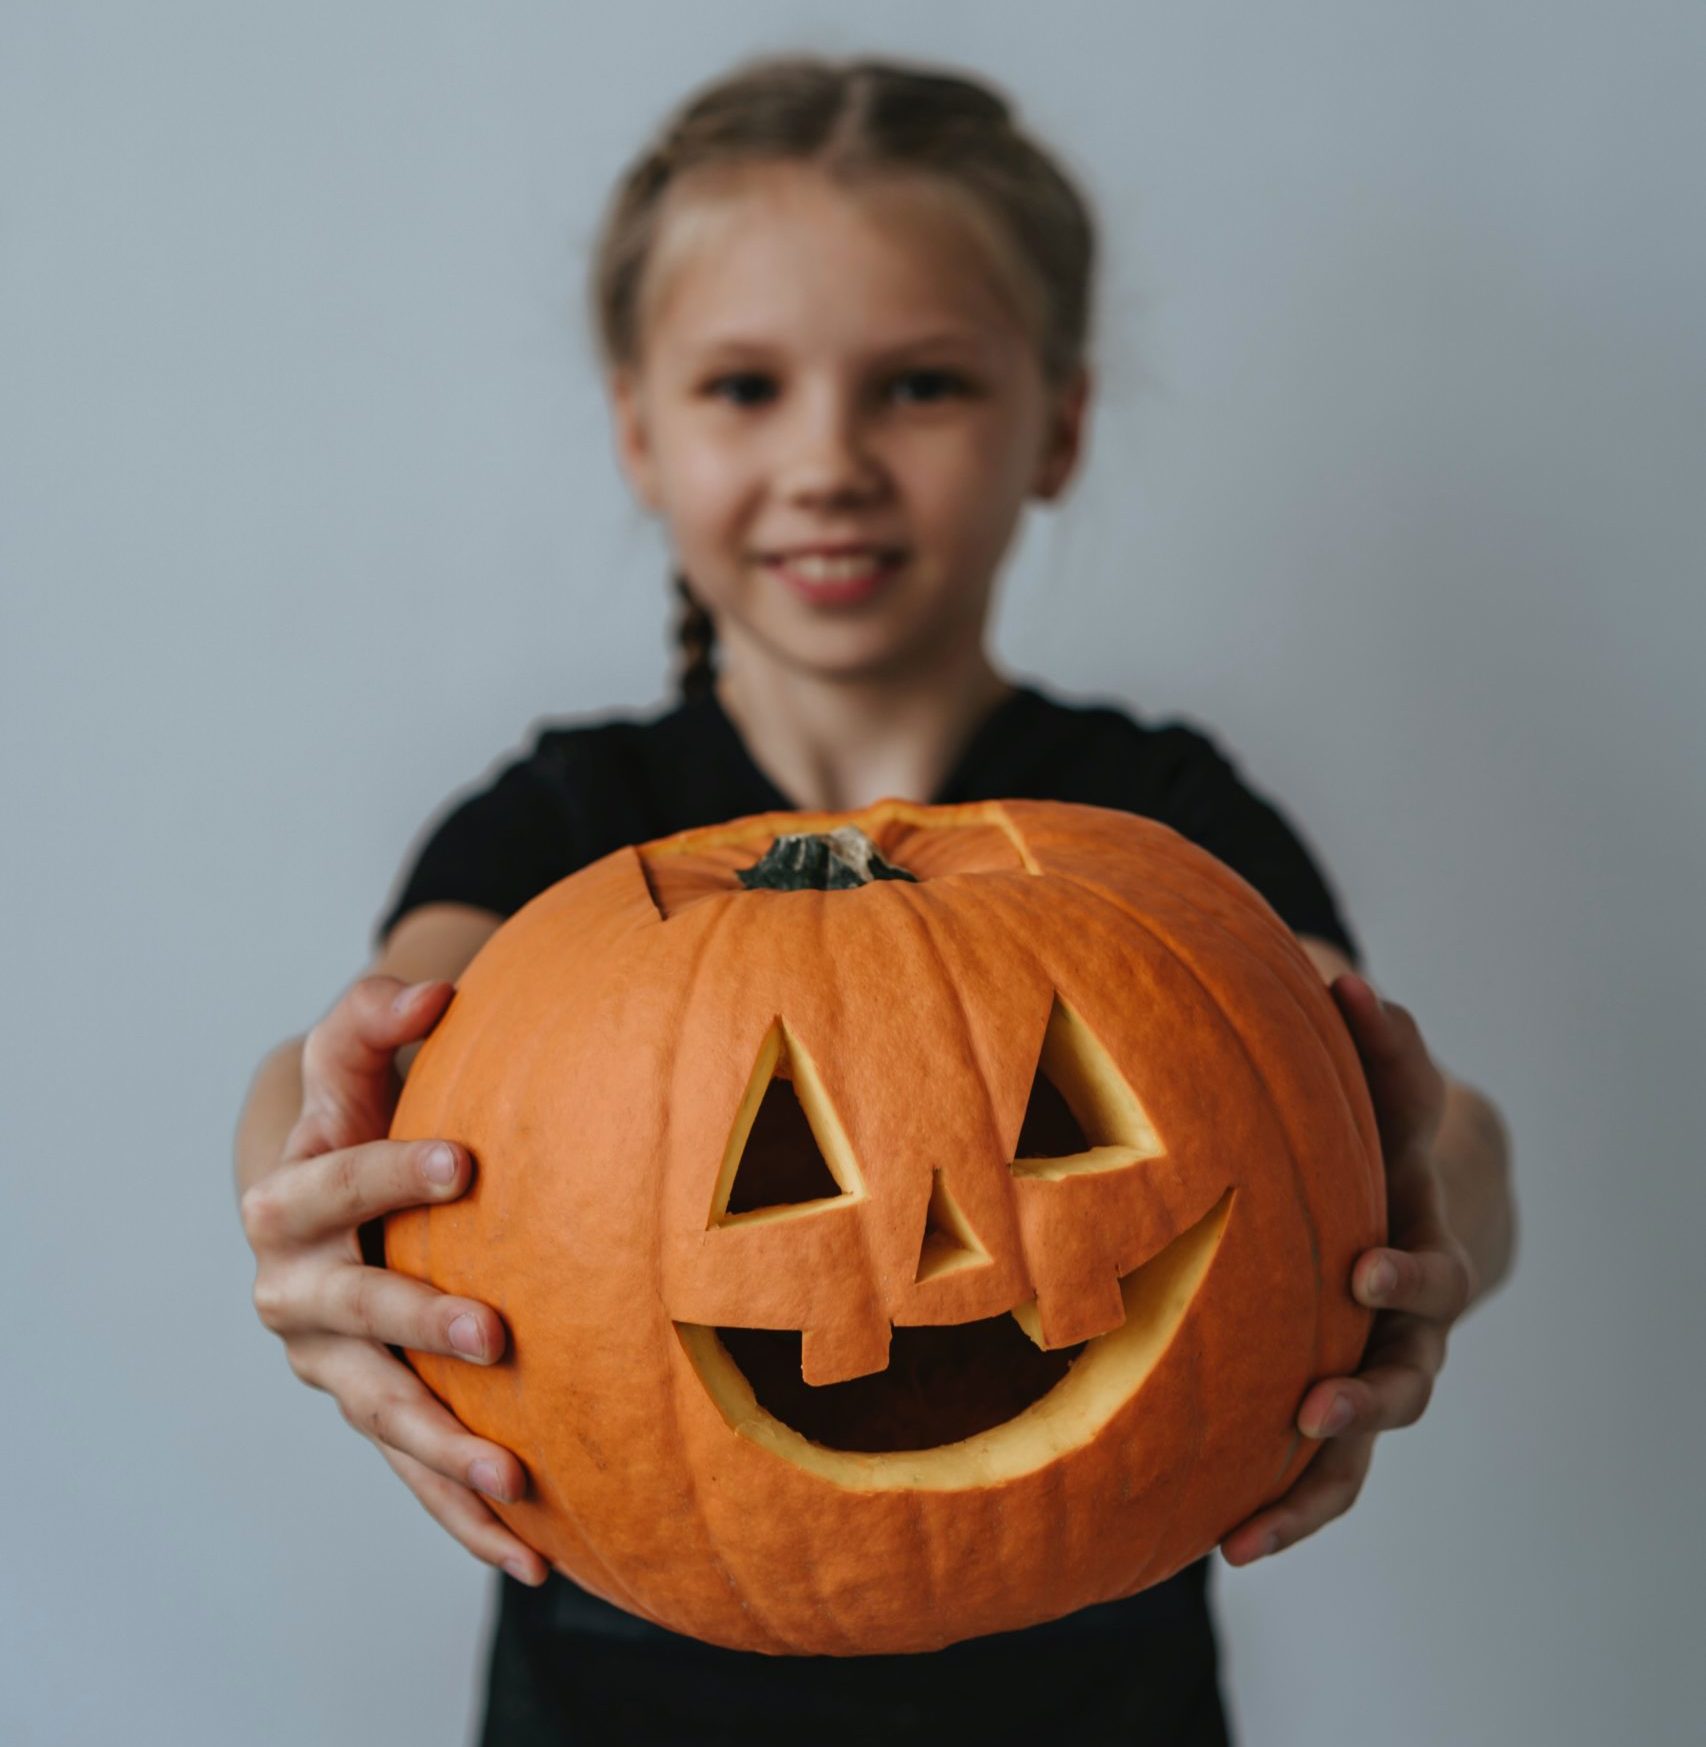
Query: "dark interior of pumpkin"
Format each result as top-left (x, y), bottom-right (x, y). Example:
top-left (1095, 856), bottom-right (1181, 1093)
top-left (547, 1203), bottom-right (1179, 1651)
top-left (715, 1060), bottom-right (1094, 1452)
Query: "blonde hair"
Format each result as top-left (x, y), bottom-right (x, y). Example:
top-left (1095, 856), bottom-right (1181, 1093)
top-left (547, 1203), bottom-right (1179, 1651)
top-left (586, 53), bottom-right (1099, 700)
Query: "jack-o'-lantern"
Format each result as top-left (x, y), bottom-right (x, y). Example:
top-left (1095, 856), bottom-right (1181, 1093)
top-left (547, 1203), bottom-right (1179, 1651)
top-left (385, 798), bottom-right (1383, 1656)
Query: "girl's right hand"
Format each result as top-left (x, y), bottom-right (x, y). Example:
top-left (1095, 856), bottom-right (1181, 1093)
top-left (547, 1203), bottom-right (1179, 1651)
top-left (241, 974), bottom-right (550, 1586)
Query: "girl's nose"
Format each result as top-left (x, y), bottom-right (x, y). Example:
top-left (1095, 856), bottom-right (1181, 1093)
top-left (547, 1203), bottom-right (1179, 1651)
top-left (777, 392), bottom-right (887, 503)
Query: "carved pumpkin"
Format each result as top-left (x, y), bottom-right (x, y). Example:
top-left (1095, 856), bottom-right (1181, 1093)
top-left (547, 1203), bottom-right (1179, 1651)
top-left (385, 798), bottom-right (1383, 1656)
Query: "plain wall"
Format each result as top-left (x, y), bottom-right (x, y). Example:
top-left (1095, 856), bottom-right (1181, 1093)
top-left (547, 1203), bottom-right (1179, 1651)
top-left (4, 2), bottom-right (1702, 1742)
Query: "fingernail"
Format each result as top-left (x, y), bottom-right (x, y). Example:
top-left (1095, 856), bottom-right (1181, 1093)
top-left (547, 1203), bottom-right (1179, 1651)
top-left (1364, 1257), bottom-right (1398, 1300)
top-left (393, 980), bottom-right (431, 1014)
top-left (503, 1558), bottom-right (541, 1586)
top-left (1319, 1396), bottom-right (1355, 1436)
top-left (469, 1459), bottom-right (507, 1500)
top-left (422, 1144), bottom-right (459, 1187)
top-left (448, 1313), bottom-right (486, 1359)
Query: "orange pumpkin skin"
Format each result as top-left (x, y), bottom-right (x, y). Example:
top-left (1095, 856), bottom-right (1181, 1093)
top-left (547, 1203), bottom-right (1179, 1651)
top-left (385, 797), bottom-right (1383, 1656)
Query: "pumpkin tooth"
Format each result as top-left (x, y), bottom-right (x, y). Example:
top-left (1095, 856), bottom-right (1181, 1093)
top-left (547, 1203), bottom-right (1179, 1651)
top-left (1010, 1299), bottom-right (1049, 1350)
top-left (1024, 1263), bottom-right (1129, 1348)
top-left (800, 1317), bottom-right (893, 1386)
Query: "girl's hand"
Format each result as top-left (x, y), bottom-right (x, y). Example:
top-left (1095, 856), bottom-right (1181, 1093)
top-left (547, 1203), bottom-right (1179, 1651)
top-left (1219, 972), bottom-right (1474, 1567)
top-left (240, 975), bottom-right (550, 1586)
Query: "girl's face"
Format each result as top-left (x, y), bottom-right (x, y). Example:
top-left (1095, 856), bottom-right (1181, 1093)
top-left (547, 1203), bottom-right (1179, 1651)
top-left (609, 162), bottom-right (1089, 685)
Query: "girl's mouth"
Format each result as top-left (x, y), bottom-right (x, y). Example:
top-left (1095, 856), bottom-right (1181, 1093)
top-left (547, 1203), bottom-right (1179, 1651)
top-left (765, 550), bottom-right (906, 608)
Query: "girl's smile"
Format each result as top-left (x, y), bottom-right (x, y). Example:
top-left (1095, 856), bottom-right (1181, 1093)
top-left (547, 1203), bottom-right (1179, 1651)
top-left (763, 547), bottom-right (908, 609)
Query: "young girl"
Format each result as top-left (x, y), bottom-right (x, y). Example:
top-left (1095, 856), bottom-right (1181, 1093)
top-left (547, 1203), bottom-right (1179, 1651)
top-left (235, 53), bottom-right (1514, 1746)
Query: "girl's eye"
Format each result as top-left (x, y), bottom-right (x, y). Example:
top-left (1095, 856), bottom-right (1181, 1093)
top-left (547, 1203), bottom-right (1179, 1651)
top-left (706, 372), bottom-right (776, 409)
top-left (703, 370), bottom-right (969, 409)
top-left (890, 369), bottom-right (968, 404)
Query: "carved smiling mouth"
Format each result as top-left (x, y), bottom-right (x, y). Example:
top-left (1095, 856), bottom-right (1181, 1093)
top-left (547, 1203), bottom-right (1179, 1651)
top-left (674, 1190), bottom-right (1233, 1489)
top-left (714, 1299), bottom-right (1085, 1453)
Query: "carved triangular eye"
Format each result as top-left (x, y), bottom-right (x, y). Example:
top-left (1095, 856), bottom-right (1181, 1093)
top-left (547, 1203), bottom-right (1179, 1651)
top-left (1011, 996), bottom-right (1166, 1179)
top-left (1014, 1064), bottom-right (1091, 1159)
top-left (710, 1020), bottom-right (866, 1226)
top-left (914, 1168), bottom-right (991, 1282)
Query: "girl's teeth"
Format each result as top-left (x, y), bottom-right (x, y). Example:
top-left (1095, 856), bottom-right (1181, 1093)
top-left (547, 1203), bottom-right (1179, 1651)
top-left (783, 554), bottom-right (889, 581)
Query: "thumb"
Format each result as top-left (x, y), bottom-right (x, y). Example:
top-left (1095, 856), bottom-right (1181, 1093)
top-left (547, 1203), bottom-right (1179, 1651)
top-left (287, 976), bottom-right (455, 1161)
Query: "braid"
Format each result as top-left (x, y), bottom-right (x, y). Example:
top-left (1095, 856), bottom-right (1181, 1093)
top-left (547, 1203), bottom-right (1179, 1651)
top-left (672, 571), bottom-right (718, 702)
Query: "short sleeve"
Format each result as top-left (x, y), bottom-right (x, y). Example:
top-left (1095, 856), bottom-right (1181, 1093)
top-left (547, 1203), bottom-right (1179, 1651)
top-left (1155, 725), bottom-right (1363, 968)
top-left (372, 751), bottom-right (582, 950)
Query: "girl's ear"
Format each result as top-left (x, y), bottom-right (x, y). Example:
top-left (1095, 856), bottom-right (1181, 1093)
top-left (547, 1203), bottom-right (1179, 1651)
top-left (1032, 364), bottom-right (1092, 503)
top-left (609, 368), bottom-right (664, 515)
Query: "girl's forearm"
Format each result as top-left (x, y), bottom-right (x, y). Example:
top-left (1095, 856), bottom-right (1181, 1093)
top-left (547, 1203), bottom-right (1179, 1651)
top-left (1431, 1078), bottom-right (1516, 1313)
top-left (233, 1036), bottom-right (306, 1204)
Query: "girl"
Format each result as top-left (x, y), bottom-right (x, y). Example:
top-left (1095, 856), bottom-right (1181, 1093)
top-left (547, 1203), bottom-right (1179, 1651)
top-left (235, 53), bottom-right (1514, 1746)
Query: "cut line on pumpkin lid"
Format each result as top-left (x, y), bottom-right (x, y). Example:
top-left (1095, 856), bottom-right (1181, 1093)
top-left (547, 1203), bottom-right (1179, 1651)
top-left (637, 802), bottom-right (1041, 920)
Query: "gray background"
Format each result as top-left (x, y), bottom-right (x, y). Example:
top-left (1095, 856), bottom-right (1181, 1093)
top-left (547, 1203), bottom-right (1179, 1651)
top-left (4, 2), bottom-right (1702, 1742)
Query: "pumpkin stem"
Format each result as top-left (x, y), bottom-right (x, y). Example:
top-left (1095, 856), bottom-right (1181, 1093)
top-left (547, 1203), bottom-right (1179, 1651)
top-left (736, 825), bottom-right (918, 892)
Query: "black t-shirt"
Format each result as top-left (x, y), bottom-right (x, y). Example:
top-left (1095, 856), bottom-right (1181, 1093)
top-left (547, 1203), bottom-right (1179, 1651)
top-left (377, 678), bottom-right (1361, 1747)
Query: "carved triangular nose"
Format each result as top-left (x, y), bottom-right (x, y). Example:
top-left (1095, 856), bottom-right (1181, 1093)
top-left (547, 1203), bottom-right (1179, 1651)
top-left (913, 1168), bottom-right (990, 1283)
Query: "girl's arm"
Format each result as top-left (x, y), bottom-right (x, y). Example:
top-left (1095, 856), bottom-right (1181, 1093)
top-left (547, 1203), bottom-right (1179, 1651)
top-left (1426, 1075), bottom-right (1516, 1313)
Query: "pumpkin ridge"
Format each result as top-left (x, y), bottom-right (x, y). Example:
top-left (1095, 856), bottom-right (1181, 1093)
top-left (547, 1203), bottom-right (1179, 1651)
top-left (897, 1487), bottom-right (943, 1634)
top-left (1114, 1198), bottom-right (1215, 1603)
top-left (795, 890), bottom-right (891, 1389)
top-left (1121, 837), bottom-right (1376, 1183)
top-left (1104, 841), bottom-right (1382, 1240)
top-left (1051, 865), bottom-right (1370, 1423)
top-left (520, 948), bottom-right (703, 1627)
top-left (445, 943), bottom-right (684, 1621)
top-left (392, 998), bottom-right (667, 1624)
top-left (673, 891), bottom-right (823, 1653)
top-left (1057, 869), bottom-right (1326, 1274)
top-left (677, 888), bottom-right (880, 1653)
top-left (904, 874), bottom-right (1208, 1340)
top-left (901, 880), bottom-right (1032, 1258)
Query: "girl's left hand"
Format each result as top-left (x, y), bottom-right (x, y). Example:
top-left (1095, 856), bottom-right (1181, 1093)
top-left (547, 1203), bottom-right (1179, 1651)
top-left (1219, 972), bottom-right (1476, 1567)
